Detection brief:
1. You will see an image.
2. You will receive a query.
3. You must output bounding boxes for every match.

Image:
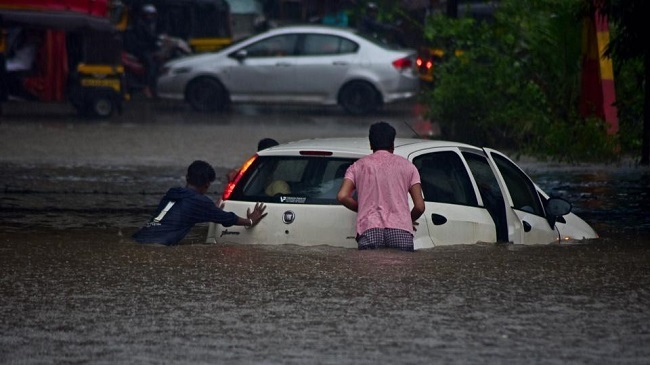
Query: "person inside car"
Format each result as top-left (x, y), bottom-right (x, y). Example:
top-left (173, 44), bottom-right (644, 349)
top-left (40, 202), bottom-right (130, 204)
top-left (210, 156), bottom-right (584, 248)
top-left (132, 160), bottom-right (267, 246)
top-left (337, 121), bottom-right (425, 251)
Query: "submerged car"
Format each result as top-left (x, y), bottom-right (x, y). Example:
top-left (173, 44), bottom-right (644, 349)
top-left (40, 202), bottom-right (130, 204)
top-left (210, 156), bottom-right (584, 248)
top-left (207, 138), bottom-right (598, 249)
top-left (156, 24), bottom-right (420, 115)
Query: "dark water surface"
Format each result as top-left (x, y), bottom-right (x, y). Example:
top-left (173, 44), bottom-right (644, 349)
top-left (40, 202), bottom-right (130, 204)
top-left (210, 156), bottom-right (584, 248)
top-left (1, 163), bottom-right (649, 364)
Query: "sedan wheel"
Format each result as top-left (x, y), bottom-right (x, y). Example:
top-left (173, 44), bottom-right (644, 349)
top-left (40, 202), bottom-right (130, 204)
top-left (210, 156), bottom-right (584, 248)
top-left (186, 78), bottom-right (228, 112)
top-left (339, 81), bottom-right (380, 116)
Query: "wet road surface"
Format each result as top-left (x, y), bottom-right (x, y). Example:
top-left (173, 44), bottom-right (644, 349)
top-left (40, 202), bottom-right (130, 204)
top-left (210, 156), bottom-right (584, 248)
top-left (1, 99), bottom-right (650, 364)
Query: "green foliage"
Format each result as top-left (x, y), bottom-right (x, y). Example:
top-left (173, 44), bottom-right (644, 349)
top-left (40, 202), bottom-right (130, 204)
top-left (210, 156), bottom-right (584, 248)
top-left (421, 0), bottom-right (626, 162)
top-left (613, 57), bottom-right (644, 154)
top-left (531, 117), bottom-right (620, 162)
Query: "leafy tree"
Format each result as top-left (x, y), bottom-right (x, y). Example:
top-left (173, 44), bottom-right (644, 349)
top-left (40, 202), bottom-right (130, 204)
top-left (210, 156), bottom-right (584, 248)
top-left (421, 0), bottom-right (628, 162)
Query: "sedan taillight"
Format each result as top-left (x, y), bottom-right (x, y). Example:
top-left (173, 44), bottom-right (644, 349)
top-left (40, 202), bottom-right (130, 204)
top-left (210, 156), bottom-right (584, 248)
top-left (392, 57), bottom-right (413, 71)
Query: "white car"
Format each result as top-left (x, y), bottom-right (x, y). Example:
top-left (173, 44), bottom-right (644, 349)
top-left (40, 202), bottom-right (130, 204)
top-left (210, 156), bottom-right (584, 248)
top-left (157, 24), bottom-right (420, 115)
top-left (207, 138), bottom-right (598, 249)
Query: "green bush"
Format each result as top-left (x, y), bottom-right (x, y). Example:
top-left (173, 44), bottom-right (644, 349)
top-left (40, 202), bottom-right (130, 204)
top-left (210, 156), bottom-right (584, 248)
top-left (420, 0), bottom-right (627, 162)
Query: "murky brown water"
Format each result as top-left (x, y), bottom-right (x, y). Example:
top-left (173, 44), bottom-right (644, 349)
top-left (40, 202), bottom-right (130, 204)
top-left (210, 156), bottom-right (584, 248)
top-left (1, 100), bottom-right (650, 364)
top-left (2, 228), bottom-right (649, 364)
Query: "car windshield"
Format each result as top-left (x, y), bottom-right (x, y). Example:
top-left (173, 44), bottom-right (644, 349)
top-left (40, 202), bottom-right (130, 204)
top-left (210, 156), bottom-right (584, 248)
top-left (230, 156), bottom-right (357, 204)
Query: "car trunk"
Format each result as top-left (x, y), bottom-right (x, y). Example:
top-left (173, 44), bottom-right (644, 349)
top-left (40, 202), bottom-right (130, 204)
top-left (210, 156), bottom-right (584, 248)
top-left (207, 200), bottom-right (358, 248)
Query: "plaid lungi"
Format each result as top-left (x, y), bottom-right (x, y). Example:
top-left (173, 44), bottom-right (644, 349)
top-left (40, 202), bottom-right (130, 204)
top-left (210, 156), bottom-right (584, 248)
top-left (357, 228), bottom-right (414, 252)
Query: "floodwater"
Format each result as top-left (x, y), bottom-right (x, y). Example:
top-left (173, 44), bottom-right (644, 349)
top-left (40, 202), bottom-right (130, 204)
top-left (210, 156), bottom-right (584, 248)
top-left (1, 100), bottom-right (650, 364)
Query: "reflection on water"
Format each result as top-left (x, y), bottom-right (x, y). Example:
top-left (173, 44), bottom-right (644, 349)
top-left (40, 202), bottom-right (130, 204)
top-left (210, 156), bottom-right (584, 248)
top-left (530, 170), bottom-right (650, 234)
top-left (1, 164), bottom-right (649, 364)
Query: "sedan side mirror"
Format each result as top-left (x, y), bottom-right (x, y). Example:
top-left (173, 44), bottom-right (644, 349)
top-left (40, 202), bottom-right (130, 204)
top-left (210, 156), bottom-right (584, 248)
top-left (545, 197), bottom-right (572, 228)
top-left (232, 49), bottom-right (248, 62)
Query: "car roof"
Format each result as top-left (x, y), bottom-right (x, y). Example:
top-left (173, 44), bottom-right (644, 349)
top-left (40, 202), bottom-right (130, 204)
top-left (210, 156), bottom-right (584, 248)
top-left (259, 25), bottom-right (411, 50)
top-left (258, 137), bottom-right (481, 158)
top-left (264, 24), bottom-right (360, 35)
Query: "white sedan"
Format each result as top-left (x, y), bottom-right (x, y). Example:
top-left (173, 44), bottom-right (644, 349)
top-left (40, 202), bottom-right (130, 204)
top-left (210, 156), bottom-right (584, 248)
top-left (157, 24), bottom-right (420, 115)
top-left (208, 138), bottom-right (598, 249)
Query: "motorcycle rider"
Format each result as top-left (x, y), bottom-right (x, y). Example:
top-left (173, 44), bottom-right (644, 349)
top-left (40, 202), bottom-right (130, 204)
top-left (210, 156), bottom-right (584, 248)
top-left (124, 4), bottom-right (159, 98)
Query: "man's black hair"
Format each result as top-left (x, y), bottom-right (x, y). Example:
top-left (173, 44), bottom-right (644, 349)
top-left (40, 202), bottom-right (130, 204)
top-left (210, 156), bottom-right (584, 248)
top-left (186, 160), bottom-right (216, 187)
top-left (369, 121), bottom-right (396, 151)
top-left (257, 138), bottom-right (279, 151)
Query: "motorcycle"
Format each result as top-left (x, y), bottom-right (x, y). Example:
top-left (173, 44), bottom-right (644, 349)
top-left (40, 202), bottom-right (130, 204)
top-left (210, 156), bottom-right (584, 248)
top-left (121, 33), bottom-right (191, 96)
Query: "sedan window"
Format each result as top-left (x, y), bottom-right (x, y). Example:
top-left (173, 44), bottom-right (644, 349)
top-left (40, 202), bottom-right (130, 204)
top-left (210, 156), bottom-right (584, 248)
top-left (412, 151), bottom-right (477, 206)
top-left (301, 34), bottom-right (358, 56)
top-left (243, 34), bottom-right (299, 57)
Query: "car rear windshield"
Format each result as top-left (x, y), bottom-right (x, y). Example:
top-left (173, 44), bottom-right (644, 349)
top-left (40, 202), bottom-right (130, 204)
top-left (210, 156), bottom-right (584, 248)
top-left (230, 156), bottom-right (357, 205)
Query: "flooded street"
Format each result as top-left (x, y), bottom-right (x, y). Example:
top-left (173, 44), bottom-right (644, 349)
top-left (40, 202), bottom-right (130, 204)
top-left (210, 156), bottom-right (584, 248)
top-left (1, 100), bottom-right (650, 364)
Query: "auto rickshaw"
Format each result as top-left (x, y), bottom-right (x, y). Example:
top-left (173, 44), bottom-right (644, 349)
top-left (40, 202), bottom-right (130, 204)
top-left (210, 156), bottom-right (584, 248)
top-left (122, 0), bottom-right (233, 53)
top-left (0, 0), bottom-right (128, 118)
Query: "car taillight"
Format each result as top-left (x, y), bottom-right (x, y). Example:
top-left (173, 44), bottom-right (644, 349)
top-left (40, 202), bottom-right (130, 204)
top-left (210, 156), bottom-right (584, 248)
top-left (392, 57), bottom-right (413, 71)
top-left (222, 154), bottom-right (257, 200)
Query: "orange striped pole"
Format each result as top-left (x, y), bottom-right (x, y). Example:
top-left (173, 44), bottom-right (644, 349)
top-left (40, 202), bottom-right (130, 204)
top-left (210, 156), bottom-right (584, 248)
top-left (580, 2), bottom-right (619, 135)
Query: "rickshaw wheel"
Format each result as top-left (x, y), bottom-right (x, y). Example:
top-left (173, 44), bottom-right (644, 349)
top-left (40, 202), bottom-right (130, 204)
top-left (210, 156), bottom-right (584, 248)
top-left (85, 95), bottom-right (115, 118)
top-left (186, 77), bottom-right (228, 112)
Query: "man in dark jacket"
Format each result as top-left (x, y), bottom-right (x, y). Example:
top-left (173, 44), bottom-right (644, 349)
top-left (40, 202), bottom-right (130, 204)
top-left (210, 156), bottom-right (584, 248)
top-left (124, 3), bottom-right (160, 97)
top-left (132, 160), bottom-right (267, 245)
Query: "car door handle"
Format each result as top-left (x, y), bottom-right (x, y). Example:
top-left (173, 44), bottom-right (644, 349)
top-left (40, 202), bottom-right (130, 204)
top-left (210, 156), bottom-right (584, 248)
top-left (332, 61), bottom-right (348, 66)
top-left (275, 62), bottom-right (292, 67)
top-left (523, 221), bottom-right (532, 232)
top-left (431, 213), bottom-right (447, 225)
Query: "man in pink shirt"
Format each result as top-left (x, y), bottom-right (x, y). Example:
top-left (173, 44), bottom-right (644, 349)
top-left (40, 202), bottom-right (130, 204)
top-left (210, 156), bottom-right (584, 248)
top-left (337, 122), bottom-right (425, 251)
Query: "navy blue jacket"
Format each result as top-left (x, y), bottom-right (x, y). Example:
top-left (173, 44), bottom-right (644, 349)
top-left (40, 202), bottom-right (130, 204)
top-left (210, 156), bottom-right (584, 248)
top-left (132, 187), bottom-right (238, 245)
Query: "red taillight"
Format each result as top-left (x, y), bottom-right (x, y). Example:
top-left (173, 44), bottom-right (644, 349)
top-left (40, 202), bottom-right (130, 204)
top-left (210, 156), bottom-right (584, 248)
top-left (222, 154), bottom-right (257, 200)
top-left (392, 57), bottom-right (413, 70)
top-left (426, 60), bottom-right (433, 69)
top-left (416, 57), bottom-right (423, 67)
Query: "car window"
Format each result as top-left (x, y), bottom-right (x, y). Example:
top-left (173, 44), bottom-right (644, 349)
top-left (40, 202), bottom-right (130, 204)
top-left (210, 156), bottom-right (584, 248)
top-left (462, 152), bottom-right (503, 205)
top-left (412, 151), bottom-right (477, 206)
top-left (463, 151), bottom-right (509, 242)
top-left (491, 154), bottom-right (545, 216)
top-left (244, 34), bottom-right (298, 57)
top-left (301, 34), bottom-right (358, 56)
top-left (232, 156), bottom-right (357, 204)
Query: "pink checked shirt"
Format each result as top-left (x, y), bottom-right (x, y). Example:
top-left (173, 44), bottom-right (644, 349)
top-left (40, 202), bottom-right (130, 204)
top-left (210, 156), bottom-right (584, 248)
top-left (344, 150), bottom-right (421, 236)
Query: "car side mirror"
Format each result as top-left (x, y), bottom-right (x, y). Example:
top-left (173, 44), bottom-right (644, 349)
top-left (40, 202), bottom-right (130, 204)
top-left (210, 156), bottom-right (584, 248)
top-left (232, 49), bottom-right (248, 62)
top-left (545, 197), bottom-right (572, 228)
